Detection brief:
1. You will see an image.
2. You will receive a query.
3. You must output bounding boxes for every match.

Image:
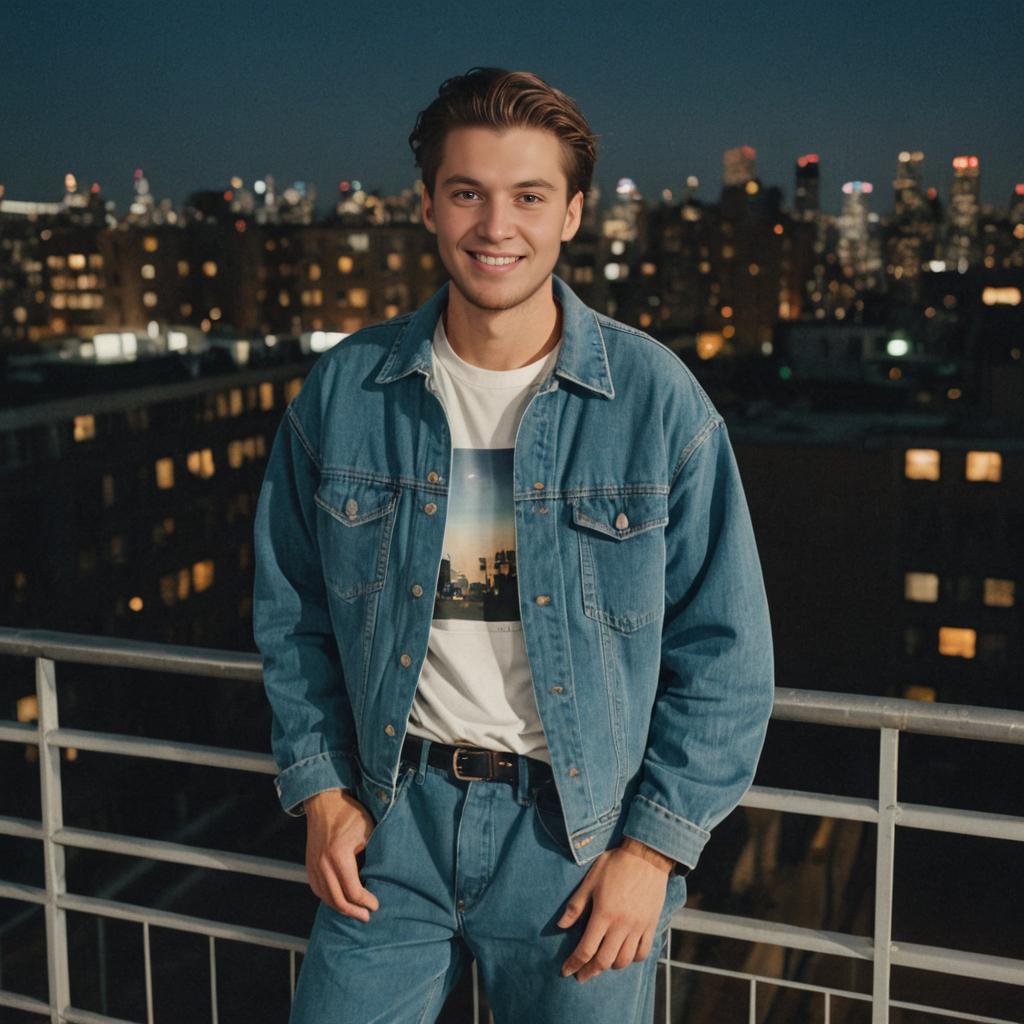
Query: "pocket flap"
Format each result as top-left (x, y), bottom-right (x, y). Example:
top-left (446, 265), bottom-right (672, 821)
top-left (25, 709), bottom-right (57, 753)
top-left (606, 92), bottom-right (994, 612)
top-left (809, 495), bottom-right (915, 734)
top-left (315, 474), bottom-right (399, 526)
top-left (571, 491), bottom-right (669, 540)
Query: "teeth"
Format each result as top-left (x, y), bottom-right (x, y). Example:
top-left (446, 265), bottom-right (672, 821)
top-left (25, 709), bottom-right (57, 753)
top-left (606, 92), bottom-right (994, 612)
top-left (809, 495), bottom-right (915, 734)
top-left (473, 253), bottom-right (521, 266)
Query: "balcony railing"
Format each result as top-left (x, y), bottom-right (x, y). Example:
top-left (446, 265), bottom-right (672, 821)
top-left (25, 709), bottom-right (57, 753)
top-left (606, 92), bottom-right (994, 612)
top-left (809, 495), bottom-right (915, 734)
top-left (0, 626), bottom-right (1022, 1024)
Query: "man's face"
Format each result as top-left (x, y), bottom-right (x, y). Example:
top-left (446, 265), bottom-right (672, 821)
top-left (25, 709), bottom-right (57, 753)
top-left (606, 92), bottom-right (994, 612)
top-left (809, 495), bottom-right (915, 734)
top-left (421, 125), bottom-right (584, 313)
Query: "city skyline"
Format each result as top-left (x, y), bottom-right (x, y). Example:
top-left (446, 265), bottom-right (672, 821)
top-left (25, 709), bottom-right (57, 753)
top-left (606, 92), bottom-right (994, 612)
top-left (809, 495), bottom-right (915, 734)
top-left (2, 0), bottom-right (1022, 215)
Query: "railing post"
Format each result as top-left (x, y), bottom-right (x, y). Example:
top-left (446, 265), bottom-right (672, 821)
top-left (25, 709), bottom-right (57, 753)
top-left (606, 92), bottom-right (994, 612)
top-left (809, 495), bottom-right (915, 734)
top-left (872, 727), bottom-right (899, 1024)
top-left (37, 656), bottom-right (70, 1023)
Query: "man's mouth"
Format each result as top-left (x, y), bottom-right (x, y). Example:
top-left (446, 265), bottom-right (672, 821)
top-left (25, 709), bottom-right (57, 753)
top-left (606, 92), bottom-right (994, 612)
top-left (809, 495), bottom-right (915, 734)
top-left (469, 252), bottom-right (525, 266)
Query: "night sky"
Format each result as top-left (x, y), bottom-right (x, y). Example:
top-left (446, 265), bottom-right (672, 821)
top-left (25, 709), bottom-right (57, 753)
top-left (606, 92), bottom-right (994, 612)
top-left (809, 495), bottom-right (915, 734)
top-left (3, 0), bottom-right (1022, 216)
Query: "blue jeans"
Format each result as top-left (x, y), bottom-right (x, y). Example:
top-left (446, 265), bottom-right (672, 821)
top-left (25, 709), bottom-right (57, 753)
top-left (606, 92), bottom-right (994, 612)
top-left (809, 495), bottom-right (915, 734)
top-left (290, 740), bottom-right (688, 1023)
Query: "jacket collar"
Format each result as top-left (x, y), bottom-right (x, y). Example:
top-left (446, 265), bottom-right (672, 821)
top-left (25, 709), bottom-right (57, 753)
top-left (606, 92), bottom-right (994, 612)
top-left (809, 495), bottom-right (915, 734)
top-left (374, 273), bottom-right (615, 398)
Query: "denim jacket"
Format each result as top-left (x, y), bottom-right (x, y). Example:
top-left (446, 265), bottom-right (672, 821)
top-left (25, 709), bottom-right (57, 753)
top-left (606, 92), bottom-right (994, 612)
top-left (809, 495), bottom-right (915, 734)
top-left (253, 273), bottom-right (774, 873)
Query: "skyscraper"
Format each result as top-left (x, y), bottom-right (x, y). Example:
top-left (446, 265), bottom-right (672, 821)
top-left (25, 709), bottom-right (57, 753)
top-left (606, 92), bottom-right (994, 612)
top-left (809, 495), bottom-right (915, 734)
top-left (723, 146), bottom-right (757, 188)
top-left (893, 151), bottom-right (925, 221)
top-left (945, 155), bottom-right (981, 270)
top-left (794, 154), bottom-right (820, 219)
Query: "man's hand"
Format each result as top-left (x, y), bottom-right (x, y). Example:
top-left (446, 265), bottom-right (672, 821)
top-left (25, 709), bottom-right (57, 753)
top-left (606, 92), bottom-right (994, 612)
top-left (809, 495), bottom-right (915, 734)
top-left (558, 838), bottom-right (674, 982)
top-left (304, 788), bottom-right (380, 922)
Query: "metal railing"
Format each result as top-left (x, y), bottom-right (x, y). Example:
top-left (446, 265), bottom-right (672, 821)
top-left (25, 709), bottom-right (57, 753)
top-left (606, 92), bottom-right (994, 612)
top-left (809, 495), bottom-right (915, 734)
top-left (0, 627), bottom-right (1022, 1024)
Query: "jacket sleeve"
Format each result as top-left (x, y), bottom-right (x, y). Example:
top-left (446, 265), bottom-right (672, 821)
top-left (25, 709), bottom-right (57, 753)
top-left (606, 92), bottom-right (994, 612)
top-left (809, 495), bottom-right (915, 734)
top-left (622, 414), bottom-right (775, 871)
top-left (253, 396), bottom-right (359, 817)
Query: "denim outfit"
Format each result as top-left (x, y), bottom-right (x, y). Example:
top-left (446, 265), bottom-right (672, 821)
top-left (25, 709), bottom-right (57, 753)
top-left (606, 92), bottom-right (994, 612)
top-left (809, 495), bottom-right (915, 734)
top-left (253, 273), bottom-right (775, 1022)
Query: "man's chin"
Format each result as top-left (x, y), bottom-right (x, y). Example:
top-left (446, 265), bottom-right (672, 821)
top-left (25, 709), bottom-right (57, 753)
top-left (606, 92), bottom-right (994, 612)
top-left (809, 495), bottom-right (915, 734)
top-left (447, 267), bottom-right (552, 314)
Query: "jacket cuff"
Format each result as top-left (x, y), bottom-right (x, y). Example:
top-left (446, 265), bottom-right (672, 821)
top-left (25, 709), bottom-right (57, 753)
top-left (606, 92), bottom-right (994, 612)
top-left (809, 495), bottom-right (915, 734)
top-left (622, 793), bottom-right (710, 872)
top-left (274, 750), bottom-right (359, 817)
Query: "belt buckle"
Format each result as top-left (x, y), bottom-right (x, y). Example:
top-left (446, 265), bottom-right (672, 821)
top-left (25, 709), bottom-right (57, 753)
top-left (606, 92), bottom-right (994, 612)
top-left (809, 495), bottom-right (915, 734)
top-left (452, 746), bottom-right (488, 781)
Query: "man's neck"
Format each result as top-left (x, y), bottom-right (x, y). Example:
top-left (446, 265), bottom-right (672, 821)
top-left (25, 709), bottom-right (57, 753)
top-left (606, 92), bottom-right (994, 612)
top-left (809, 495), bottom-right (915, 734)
top-left (443, 278), bottom-right (562, 371)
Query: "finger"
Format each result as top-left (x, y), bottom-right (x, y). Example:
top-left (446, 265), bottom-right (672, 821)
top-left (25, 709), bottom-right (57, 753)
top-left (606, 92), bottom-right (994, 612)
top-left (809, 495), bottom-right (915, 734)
top-left (561, 910), bottom-right (606, 977)
top-left (556, 883), bottom-right (591, 929)
top-left (337, 849), bottom-right (380, 912)
top-left (635, 927), bottom-right (655, 962)
top-left (612, 931), bottom-right (641, 970)
top-left (318, 860), bottom-right (370, 921)
top-left (575, 927), bottom-right (629, 982)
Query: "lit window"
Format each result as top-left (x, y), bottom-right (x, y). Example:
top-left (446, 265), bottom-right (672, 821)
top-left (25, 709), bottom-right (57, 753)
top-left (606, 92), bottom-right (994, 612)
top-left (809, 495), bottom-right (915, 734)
top-left (155, 457), bottom-right (175, 489)
top-left (348, 233), bottom-right (369, 252)
top-left (229, 389), bottom-right (243, 416)
top-left (228, 440), bottom-right (244, 469)
top-left (159, 574), bottom-right (177, 607)
top-left (903, 685), bottom-right (936, 702)
top-left (965, 451), bottom-right (1001, 482)
top-left (308, 262), bottom-right (322, 281)
top-left (285, 377), bottom-right (303, 403)
top-left (259, 381), bottom-right (274, 411)
top-left (178, 260), bottom-right (190, 276)
top-left (202, 261), bottom-right (218, 277)
top-left (348, 288), bottom-right (369, 308)
top-left (74, 415), bottom-right (95, 441)
top-left (193, 560), bottom-right (215, 593)
top-left (641, 262), bottom-right (657, 276)
top-left (177, 568), bottom-right (190, 601)
top-left (905, 572), bottom-right (939, 602)
top-left (187, 448), bottom-right (215, 479)
top-left (141, 264), bottom-right (156, 279)
top-left (68, 253), bottom-right (86, 270)
top-left (128, 596), bottom-right (143, 613)
top-left (387, 252), bottom-right (404, 271)
top-left (420, 253), bottom-right (435, 270)
top-left (143, 291), bottom-right (158, 308)
top-left (905, 449), bottom-right (940, 480)
top-left (983, 578), bottom-right (1015, 608)
top-left (338, 255), bottom-right (354, 273)
top-left (938, 627), bottom-right (976, 658)
top-left (143, 236), bottom-right (159, 253)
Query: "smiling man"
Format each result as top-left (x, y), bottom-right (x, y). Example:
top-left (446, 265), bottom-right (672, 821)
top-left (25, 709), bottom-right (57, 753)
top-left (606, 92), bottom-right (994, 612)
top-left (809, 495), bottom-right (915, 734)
top-left (254, 67), bottom-right (774, 1023)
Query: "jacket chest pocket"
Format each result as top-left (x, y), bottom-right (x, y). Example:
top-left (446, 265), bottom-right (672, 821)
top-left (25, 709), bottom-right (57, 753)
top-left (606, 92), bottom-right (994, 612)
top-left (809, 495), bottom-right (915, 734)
top-left (571, 490), bottom-right (669, 634)
top-left (315, 474), bottom-right (400, 602)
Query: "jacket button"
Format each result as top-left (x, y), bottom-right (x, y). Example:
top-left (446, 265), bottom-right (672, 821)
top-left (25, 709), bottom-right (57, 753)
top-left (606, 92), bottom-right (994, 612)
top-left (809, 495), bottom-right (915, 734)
top-left (377, 789), bottom-right (390, 802)
top-left (384, 723), bottom-right (396, 736)
top-left (411, 584), bottom-right (424, 597)
top-left (427, 471), bottom-right (440, 483)
top-left (399, 653), bottom-right (412, 667)
top-left (345, 498), bottom-right (359, 519)
top-left (538, 506), bottom-right (549, 514)
top-left (533, 481), bottom-right (545, 490)
top-left (535, 595), bottom-right (551, 606)
top-left (615, 512), bottom-right (629, 530)
top-left (550, 686), bottom-right (564, 694)
top-left (568, 767), bottom-right (579, 777)
top-left (424, 502), bottom-right (438, 515)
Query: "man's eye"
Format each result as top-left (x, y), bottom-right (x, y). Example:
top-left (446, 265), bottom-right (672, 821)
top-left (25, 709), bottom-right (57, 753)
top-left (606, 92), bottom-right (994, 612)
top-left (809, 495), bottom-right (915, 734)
top-left (519, 194), bottom-right (542, 204)
top-left (454, 190), bottom-right (478, 201)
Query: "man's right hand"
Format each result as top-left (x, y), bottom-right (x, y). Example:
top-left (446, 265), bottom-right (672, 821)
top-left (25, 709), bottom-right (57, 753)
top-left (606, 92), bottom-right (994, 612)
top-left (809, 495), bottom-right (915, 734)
top-left (304, 788), bottom-right (381, 921)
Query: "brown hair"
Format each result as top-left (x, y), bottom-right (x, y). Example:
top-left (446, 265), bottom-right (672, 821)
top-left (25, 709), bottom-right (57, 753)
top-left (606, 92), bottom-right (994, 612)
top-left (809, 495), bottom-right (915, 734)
top-left (409, 67), bottom-right (598, 201)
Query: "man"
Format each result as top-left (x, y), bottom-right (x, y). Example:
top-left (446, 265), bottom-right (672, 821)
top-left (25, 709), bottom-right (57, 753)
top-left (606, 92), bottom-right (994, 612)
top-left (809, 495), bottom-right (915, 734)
top-left (253, 67), bottom-right (774, 1023)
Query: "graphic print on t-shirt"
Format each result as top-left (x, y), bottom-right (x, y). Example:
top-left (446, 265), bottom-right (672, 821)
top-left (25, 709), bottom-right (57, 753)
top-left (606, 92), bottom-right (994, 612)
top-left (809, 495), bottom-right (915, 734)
top-left (433, 447), bottom-right (520, 623)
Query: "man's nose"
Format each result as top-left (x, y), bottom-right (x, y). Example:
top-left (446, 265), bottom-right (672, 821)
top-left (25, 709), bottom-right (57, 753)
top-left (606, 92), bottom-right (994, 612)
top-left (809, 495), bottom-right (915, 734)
top-left (476, 202), bottom-right (515, 243)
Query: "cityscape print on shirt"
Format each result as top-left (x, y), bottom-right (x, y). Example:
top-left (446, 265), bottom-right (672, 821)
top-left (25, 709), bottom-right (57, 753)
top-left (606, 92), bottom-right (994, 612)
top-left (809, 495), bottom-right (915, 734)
top-left (433, 447), bottom-right (520, 623)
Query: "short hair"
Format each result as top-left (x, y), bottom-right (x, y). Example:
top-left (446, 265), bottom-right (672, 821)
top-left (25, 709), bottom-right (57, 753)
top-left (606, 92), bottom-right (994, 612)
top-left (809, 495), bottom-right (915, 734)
top-left (409, 67), bottom-right (598, 201)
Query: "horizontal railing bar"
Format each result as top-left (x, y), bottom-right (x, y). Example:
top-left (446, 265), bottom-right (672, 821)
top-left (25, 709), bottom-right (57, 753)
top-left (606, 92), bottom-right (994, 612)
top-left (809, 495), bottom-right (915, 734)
top-left (742, 785), bottom-right (878, 822)
top-left (888, 998), bottom-right (1022, 1024)
top-left (0, 813), bottom-right (45, 841)
top-left (60, 892), bottom-right (306, 953)
top-left (54, 826), bottom-right (305, 883)
top-left (892, 940), bottom-right (1024, 987)
top-left (772, 687), bottom-right (1024, 745)
top-left (0, 879), bottom-right (46, 905)
top-left (0, 628), bottom-right (261, 681)
top-left (669, 907), bottom-right (874, 960)
top-left (897, 802), bottom-right (1024, 843)
top-left (46, 727), bottom-right (277, 774)
top-left (0, 987), bottom-right (51, 1016)
top-left (64, 1006), bottom-right (143, 1024)
top-left (0, 719), bottom-right (36, 744)
top-left (660, 957), bottom-right (874, 1000)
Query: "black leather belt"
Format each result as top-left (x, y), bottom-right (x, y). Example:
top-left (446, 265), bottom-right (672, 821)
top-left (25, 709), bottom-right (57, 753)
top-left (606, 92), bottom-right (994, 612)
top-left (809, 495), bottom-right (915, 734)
top-left (401, 735), bottom-right (553, 788)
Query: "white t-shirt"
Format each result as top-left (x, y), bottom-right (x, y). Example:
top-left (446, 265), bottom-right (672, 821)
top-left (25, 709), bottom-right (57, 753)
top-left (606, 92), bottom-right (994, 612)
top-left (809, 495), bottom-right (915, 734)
top-left (405, 313), bottom-right (561, 766)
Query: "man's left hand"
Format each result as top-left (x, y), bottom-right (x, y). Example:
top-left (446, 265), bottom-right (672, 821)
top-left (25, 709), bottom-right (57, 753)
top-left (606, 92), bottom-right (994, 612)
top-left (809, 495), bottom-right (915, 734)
top-left (558, 838), bottom-right (674, 982)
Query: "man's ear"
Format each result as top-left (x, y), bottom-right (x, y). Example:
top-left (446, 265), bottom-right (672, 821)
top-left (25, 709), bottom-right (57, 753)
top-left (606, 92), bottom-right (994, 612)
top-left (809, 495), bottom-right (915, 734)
top-left (561, 190), bottom-right (584, 243)
top-left (421, 189), bottom-right (436, 234)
